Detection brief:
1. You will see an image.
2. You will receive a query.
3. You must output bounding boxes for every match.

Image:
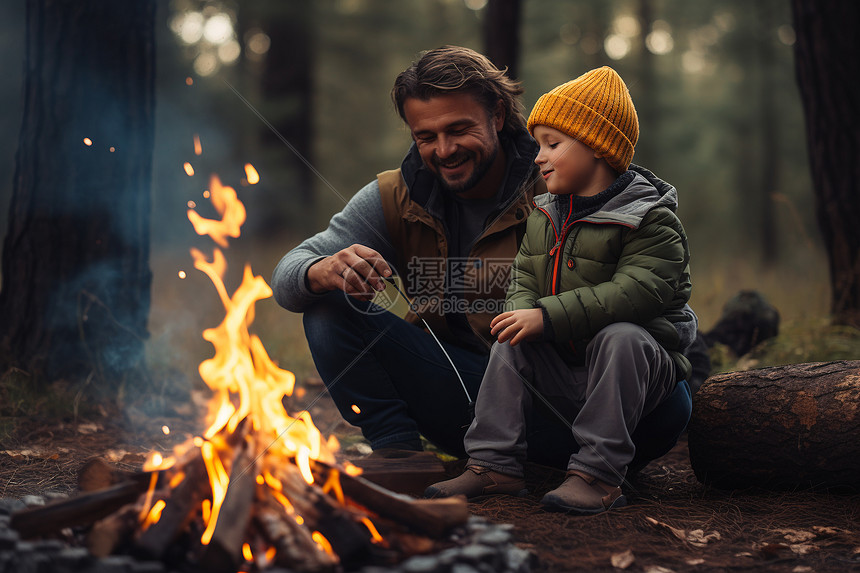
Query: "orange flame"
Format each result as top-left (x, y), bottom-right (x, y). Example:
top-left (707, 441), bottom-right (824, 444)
top-left (141, 499), bottom-right (167, 530)
top-left (361, 517), bottom-right (384, 544)
top-left (312, 531), bottom-right (335, 556)
top-left (200, 440), bottom-right (229, 545)
top-left (187, 175), bottom-right (246, 248)
top-left (143, 168), bottom-right (354, 554)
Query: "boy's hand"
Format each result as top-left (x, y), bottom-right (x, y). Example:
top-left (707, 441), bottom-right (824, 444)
top-left (490, 309), bottom-right (544, 346)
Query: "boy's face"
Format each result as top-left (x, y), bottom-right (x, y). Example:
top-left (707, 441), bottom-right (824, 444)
top-left (533, 125), bottom-right (604, 196)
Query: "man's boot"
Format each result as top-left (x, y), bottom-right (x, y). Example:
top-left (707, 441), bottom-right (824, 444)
top-left (424, 465), bottom-right (527, 499)
top-left (541, 469), bottom-right (626, 514)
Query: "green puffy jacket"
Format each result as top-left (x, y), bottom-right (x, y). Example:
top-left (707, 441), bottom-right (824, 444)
top-left (506, 165), bottom-right (693, 380)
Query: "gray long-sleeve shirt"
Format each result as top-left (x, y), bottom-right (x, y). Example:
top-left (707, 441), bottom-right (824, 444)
top-left (271, 180), bottom-right (395, 313)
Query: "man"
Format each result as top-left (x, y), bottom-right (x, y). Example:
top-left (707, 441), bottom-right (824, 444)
top-left (272, 46), bottom-right (542, 456)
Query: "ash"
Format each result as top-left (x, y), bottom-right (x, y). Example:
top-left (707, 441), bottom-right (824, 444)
top-left (0, 497), bottom-right (535, 573)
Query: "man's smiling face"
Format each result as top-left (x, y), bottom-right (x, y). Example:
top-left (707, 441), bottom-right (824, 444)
top-left (403, 92), bottom-right (504, 196)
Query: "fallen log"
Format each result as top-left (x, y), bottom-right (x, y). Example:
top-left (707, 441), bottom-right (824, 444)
top-left (688, 360), bottom-right (860, 489)
top-left (11, 477), bottom-right (152, 538)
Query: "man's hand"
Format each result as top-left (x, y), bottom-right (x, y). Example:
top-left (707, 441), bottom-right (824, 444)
top-left (307, 244), bottom-right (392, 300)
top-left (490, 308), bottom-right (544, 346)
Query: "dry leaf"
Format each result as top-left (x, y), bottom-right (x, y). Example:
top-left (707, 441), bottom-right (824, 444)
top-left (685, 558), bottom-right (705, 566)
top-left (104, 449), bottom-right (129, 463)
top-left (687, 528), bottom-right (721, 546)
top-left (355, 443), bottom-right (372, 455)
top-left (812, 525), bottom-right (850, 536)
top-left (792, 567), bottom-right (814, 573)
top-left (644, 567), bottom-right (675, 573)
top-left (789, 543), bottom-right (818, 555)
top-left (645, 517), bottom-right (721, 547)
top-left (776, 529), bottom-right (816, 543)
top-left (611, 549), bottom-right (635, 569)
top-left (77, 422), bottom-right (101, 434)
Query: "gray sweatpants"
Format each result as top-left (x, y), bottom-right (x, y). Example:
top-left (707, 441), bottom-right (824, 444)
top-left (464, 322), bottom-right (677, 486)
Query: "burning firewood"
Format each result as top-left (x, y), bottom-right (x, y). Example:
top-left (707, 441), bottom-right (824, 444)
top-left (10, 170), bottom-right (471, 572)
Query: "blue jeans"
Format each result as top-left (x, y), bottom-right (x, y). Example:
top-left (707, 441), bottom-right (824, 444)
top-left (303, 292), bottom-right (487, 456)
top-left (302, 292), bottom-right (691, 466)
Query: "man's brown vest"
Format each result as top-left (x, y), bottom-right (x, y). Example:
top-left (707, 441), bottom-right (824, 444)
top-left (377, 168), bottom-right (541, 348)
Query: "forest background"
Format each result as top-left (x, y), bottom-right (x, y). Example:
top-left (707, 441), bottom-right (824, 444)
top-left (0, 0), bottom-right (848, 403)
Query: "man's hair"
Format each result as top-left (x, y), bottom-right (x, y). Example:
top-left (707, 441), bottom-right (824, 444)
top-left (391, 45), bottom-right (526, 137)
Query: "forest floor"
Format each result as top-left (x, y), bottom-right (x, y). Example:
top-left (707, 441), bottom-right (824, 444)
top-left (1, 378), bottom-right (859, 573)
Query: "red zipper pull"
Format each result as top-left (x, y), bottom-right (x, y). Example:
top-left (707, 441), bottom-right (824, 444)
top-left (549, 241), bottom-right (561, 256)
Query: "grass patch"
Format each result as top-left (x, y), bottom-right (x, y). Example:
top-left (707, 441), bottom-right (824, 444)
top-left (0, 368), bottom-right (92, 443)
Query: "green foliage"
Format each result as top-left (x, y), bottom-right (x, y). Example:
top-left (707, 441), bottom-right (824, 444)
top-left (709, 319), bottom-right (860, 375)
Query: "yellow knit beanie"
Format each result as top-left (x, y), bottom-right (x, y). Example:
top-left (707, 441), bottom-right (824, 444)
top-left (527, 66), bottom-right (639, 173)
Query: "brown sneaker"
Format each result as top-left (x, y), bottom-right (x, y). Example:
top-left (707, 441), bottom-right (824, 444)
top-left (424, 465), bottom-right (527, 499)
top-left (540, 469), bottom-right (626, 514)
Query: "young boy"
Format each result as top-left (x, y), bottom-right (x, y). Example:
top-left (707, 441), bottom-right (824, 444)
top-left (425, 67), bottom-right (696, 514)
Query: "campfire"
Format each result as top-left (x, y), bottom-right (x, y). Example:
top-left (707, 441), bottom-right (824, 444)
top-left (9, 166), bottom-right (471, 572)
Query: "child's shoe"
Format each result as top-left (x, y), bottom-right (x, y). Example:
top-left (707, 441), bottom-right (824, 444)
top-left (424, 465), bottom-right (527, 499)
top-left (540, 469), bottom-right (626, 514)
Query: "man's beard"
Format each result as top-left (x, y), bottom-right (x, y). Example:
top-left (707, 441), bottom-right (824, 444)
top-left (432, 143), bottom-right (499, 194)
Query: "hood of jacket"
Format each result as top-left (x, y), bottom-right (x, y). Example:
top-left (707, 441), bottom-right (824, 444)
top-left (533, 164), bottom-right (678, 231)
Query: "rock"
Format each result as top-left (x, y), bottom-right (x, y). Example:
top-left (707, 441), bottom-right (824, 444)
top-left (704, 290), bottom-right (779, 357)
top-left (475, 528), bottom-right (512, 546)
top-left (0, 499), bottom-right (26, 515)
top-left (0, 529), bottom-right (19, 550)
top-left (459, 544), bottom-right (498, 566)
top-left (402, 555), bottom-right (446, 573)
top-left (20, 495), bottom-right (45, 507)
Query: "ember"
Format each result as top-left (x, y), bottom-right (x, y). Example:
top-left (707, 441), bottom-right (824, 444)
top-left (244, 163), bottom-right (260, 184)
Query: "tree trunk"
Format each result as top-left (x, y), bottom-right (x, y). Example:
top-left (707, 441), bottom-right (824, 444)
top-left (792, 1), bottom-right (860, 327)
top-left (0, 0), bottom-right (155, 395)
top-left (758, 4), bottom-right (778, 265)
top-left (634, 0), bottom-right (657, 169)
top-left (688, 361), bottom-right (860, 489)
top-left (483, 0), bottom-right (521, 80)
top-left (258, 0), bottom-right (315, 212)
